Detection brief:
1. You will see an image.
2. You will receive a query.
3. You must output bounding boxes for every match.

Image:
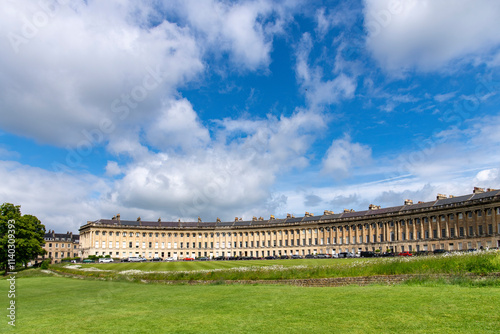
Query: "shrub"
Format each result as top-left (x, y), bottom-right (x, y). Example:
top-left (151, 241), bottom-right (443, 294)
top-left (41, 260), bottom-right (50, 269)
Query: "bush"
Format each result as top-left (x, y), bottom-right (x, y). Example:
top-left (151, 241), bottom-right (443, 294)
top-left (41, 260), bottom-right (50, 269)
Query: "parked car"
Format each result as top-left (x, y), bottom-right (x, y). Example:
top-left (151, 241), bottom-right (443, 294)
top-left (291, 254), bottom-right (302, 259)
top-left (127, 256), bottom-right (142, 262)
top-left (337, 252), bottom-right (355, 258)
top-left (98, 257), bottom-right (114, 263)
top-left (433, 249), bottom-right (447, 255)
top-left (82, 259), bottom-right (94, 263)
top-left (183, 257), bottom-right (195, 261)
top-left (279, 255), bottom-right (289, 259)
top-left (415, 251), bottom-right (429, 256)
top-left (264, 256), bottom-right (276, 260)
top-left (398, 252), bottom-right (413, 256)
top-left (197, 257), bottom-right (209, 261)
top-left (150, 257), bottom-right (163, 262)
top-left (164, 257), bottom-right (174, 262)
top-left (304, 254), bottom-right (316, 259)
top-left (360, 251), bottom-right (376, 258)
top-left (316, 254), bottom-right (329, 258)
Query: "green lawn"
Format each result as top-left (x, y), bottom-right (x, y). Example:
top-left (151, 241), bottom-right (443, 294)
top-left (1, 276), bottom-right (500, 333)
top-left (49, 252), bottom-right (500, 282)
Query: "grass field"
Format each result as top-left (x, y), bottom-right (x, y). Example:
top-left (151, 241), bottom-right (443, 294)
top-left (47, 251), bottom-right (500, 283)
top-left (1, 276), bottom-right (500, 333)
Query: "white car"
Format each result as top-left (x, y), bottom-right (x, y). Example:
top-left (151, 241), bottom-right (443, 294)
top-left (98, 258), bottom-right (114, 263)
top-left (164, 257), bottom-right (174, 262)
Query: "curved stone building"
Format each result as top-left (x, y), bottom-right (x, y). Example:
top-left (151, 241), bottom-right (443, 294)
top-left (79, 188), bottom-right (500, 260)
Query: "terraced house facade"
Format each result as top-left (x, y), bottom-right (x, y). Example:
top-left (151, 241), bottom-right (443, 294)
top-left (79, 188), bottom-right (500, 260)
top-left (41, 230), bottom-right (81, 263)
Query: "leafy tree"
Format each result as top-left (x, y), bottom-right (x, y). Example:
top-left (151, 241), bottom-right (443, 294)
top-left (1, 203), bottom-right (46, 272)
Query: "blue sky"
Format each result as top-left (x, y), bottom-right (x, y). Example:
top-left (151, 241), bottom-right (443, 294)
top-left (1, 0), bottom-right (500, 232)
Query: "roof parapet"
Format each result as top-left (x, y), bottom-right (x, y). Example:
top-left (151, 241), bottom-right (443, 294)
top-left (324, 210), bottom-right (334, 215)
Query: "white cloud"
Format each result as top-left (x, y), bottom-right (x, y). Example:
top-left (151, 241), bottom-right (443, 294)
top-left (364, 0), bottom-right (500, 72)
top-left (295, 33), bottom-right (357, 107)
top-left (322, 134), bottom-right (372, 179)
top-left (146, 98), bottom-right (210, 152)
top-left (0, 160), bottom-right (107, 232)
top-left (0, 0), bottom-right (203, 146)
top-left (166, 0), bottom-right (292, 70)
top-left (105, 161), bottom-right (122, 177)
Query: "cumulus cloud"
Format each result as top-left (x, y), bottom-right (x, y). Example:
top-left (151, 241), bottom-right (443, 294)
top-left (364, 0), bottom-right (500, 72)
top-left (163, 0), bottom-right (294, 70)
top-left (110, 109), bottom-right (326, 221)
top-left (322, 134), bottom-right (372, 179)
top-left (146, 98), bottom-right (210, 152)
top-left (0, 0), bottom-right (203, 147)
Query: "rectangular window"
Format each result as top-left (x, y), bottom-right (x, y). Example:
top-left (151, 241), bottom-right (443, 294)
top-left (469, 226), bottom-right (474, 236)
top-left (488, 224), bottom-right (493, 234)
top-left (433, 230), bottom-right (438, 238)
top-left (109, 241), bottom-right (113, 248)
top-left (142, 242), bottom-right (146, 248)
top-left (425, 231), bottom-right (429, 239)
top-left (458, 213), bottom-right (463, 219)
top-left (409, 232), bottom-right (414, 240)
top-left (478, 225), bottom-right (483, 235)
top-left (417, 232), bottom-right (421, 240)
top-left (441, 229), bottom-right (446, 238)
top-left (95, 241), bottom-right (99, 248)
top-left (402, 233), bottom-right (406, 241)
top-left (136, 242), bottom-right (139, 248)
top-left (102, 241), bottom-right (106, 248)
top-left (459, 227), bottom-right (464, 237)
top-left (155, 242), bottom-right (158, 249)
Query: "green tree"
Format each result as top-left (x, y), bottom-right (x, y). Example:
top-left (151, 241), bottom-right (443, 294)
top-left (1, 203), bottom-right (46, 272)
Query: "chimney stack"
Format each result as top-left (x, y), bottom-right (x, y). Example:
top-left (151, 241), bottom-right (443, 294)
top-left (404, 199), bottom-right (413, 205)
top-left (436, 194), bottom-right (447, 200)
top-left (473, 187), bottom-right (485, 194)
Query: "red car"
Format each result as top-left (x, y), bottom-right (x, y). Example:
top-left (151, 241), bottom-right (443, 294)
top-left (183, 257), bottom-right (195, 261)
top-left (398, 252), bottom-right (413, 256)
